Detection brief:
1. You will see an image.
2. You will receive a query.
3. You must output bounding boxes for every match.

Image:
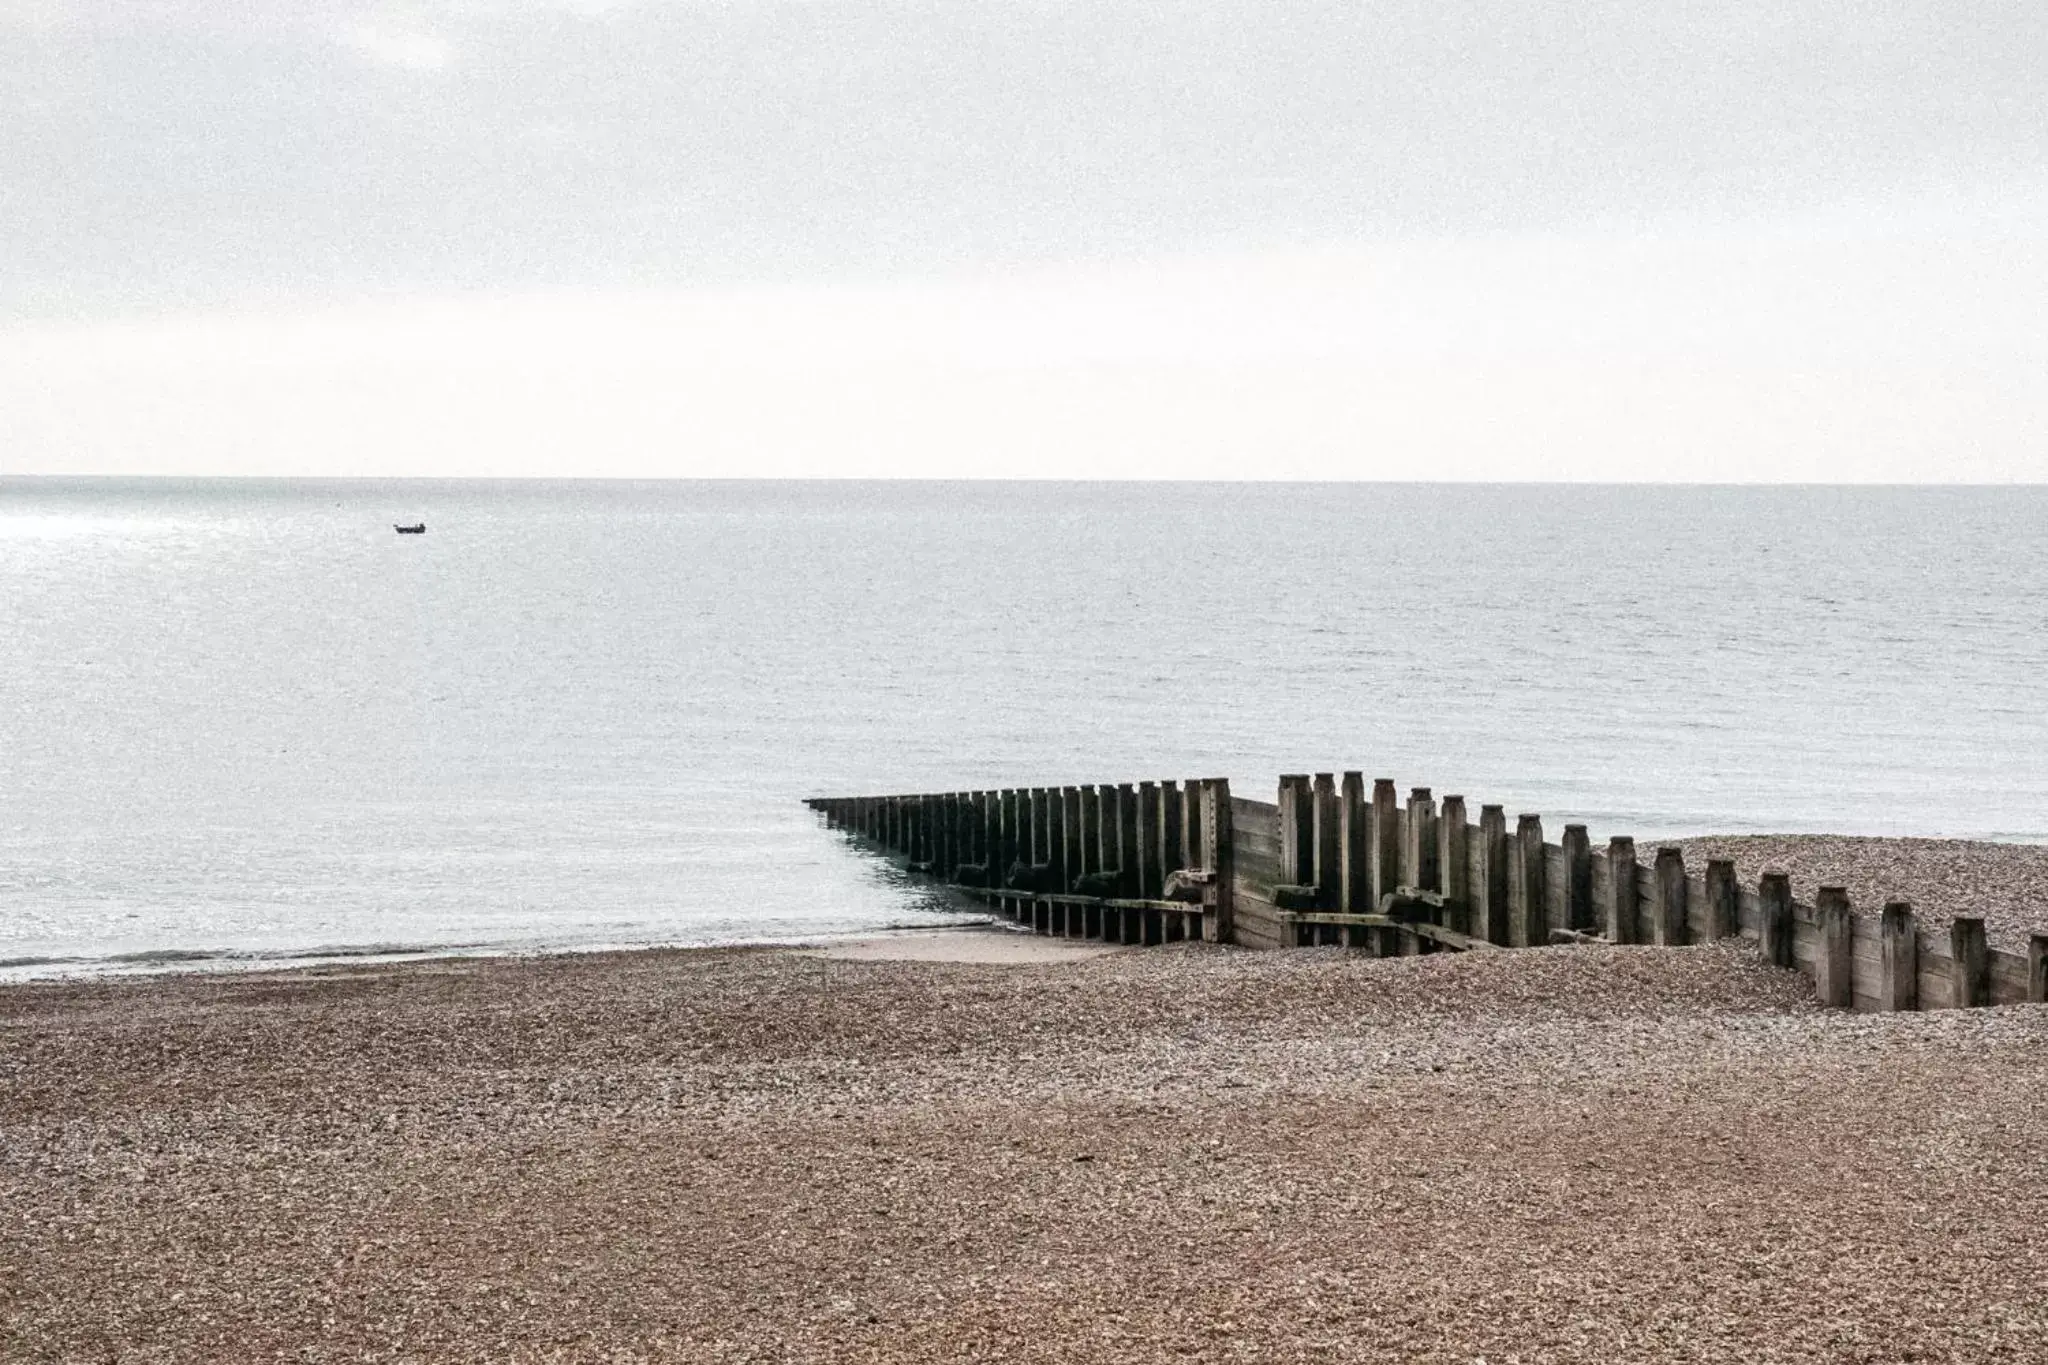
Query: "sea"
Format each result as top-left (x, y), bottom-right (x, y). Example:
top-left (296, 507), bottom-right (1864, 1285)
top-left (4, 479), bottom-right (2045, 978)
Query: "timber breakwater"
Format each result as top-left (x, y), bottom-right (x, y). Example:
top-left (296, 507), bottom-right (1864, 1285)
top-left (807, 773), bottom-right (2048, 1012)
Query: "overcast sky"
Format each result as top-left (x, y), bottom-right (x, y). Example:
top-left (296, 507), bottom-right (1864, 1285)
top-left (3, 0), bottom-right (2044, 478)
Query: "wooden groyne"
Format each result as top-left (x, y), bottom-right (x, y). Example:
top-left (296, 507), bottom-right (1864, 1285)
top-left (807, 774), bottom-right (2048, 1012)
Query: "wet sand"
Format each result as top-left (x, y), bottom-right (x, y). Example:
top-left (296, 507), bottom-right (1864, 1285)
top-left (4, 937), bottom-right (2046, 1363)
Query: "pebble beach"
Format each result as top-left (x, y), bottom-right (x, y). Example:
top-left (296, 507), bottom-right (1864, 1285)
top-left (4, 928), bottom-right (2046, 1363)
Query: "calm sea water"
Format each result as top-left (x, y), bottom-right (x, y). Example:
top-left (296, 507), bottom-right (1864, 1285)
top-left (4, 479), bottom-right (2045, 976)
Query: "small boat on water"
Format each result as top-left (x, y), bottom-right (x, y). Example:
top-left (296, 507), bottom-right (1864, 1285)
top-left (394, 523), bottom-right (426, 535)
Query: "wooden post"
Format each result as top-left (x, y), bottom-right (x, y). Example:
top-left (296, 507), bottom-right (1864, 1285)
top-left (1406, 789), bottom-right (1439, 893)
top-left (1515, 814), bottom-right (1545, 948)
top-left (1478, 805), bottom-right (1510, 946)
top-left (1879, 901), bottom-right (1918, 1012)
top-left (1180, 780), bottom-right (1202, 877)
top-left (1814, 885), bottom-right (1853, 1008)
top-left (1702, 857), bottom-right (1737, 941)
top-left (1160, 780), bottom-right (1184, 877)
top-left (1060, 787), bottom-right (1082, 888)
top-left (1278, 775), bottom-right (1314, 886)
top-left (2031, 933), bottom-right (2048, 1004)
top-left (1137, 782), bottom-right (1163, 899)
top-left (1371, 779), bottom-right (1401, 906)
top-left (1606, 837), bottom-right (1637, 945)
top-left (1312, 773), bottom-right (1340, 908)
top-left (1951, 917), bottom-right (1989, 1008)
top-left (1653, 846), bottom-right (1687, 946)
top-left (1095, 785), bottom-right (1118, 882)
top-left (1078, 786), bottom-right (1100, 878)
top-left (1005, 789), bottom-right (1026, 879)
top-left (1339, 772), bottom-right (1370, 912)
top-left (1438, 795), bottom-right (1469, 932)
top-left (1203, 778), bottom-right (1235, 944)
top-left (1758, 870), bottom-right (1793, 968)
top-left (1561, 824), bottom-right (1592, 932)
top-left (1116, 783), bottom-right (1140, 897)
top-left (1044, 788), bottom-right (1065, 890)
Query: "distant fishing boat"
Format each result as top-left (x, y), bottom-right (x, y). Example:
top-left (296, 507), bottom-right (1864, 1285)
top-left (394, 523), bottom-right (426, 535)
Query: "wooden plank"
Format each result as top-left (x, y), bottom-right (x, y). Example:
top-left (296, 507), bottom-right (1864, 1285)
top-left (1757, 871), bottom-right (1793, 969)
top-left (1277, 774), bottom-right (1313, 886)
top-left (1137, 782), bottom-right (1163, 900)
top-left (2032, 934), bottom-right (2048, 1004)
top-left (1814, 887), bottom-right (1853, 1007)
top-left (1340, 772), bottom-right (1371, 913)
top-left (1515, 815), bottom-right (1546, 948)
top-left (1230, 891), bottom-right (1288, 951)
top-left (1371, 779), bottom-right (1401, 908)
top-left (1606, 838), bottom-right (1638, 945)
top-left (1205, 778), bottom-right (1236, 944)
top-left (1589, 855), bottom-right (1612, 934)
top-left (1313, 774), bottom-right (1342, 907)
top-left (1561, 825), bottom-right (1592, 932)
top-left (1406, 788), bottom-right (1439, 893)
top-left (1702, 859), bottom-right (1737, 941)
top-left (1439, 795), bottom-right (1470, 931)
top-left (1478, 805), bottom-right (1511, 946)
top-left (1951, 917), bottom-right (1989, 1008)
top-left (1543, 844), bottom-right (1569, 933)
top-left (1291, 912), bottom-right (1400, 927)
top-left (1652, 848), bottom-right (1687, 946)
top-left (1989, 948), bottom-right (2031, 1006)
top-left (1412, 922), bottom-right (1498, 951)
top-left (1878, 902), bottom-right (1918, 1012)
top-left (1158, 780), bottom-right (1182, 879)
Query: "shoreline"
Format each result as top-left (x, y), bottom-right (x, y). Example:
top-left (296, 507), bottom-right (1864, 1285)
top-left (8, 831), bottom-right (2047, 985)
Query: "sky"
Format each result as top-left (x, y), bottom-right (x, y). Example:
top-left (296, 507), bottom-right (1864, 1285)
top-left (2, 0), bottom-right (2044, 479)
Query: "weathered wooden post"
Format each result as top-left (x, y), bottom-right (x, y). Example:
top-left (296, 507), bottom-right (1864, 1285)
top-left (1078, 785), bottom-right (1101, 878)
top-left (1561, 825), bottom-right (1592, 933)
top-left (1605, 837), bottom-right (1638, 944)
top-left (1653, 847), bottom-right (1687, 946)
top-left (1702, 857), bottom-right (1737, 941)
top-left (1180, 779), bottom-right (1203, 878)
top-left (1116, 783), bottom-right (1140, 898)
top-left (983, 790), bottom-right (1001, 870)
top-left (1061, 787), bottom-right (1083, 888)
top-left (1879, 901), bottom-right (1918, 1012)
top-left (1371, 779), bottom-right (1401, 906)
top-left (1137, 781), bottom-right (1163, 899)
top-left (1758, 870), bottom-right (1793, 968)
top-left (1438, 795), bottom-right (1470, 933)
top-left (1312, 774), bottom-right (1341, 908)
top-left (1951, 917), bottom-right (1989, 1008)
top-left (2032, 933), bottom-right (2048, 1004)
top-left (1478, 805), bottom-right (1511, 946)
top-left (995, 789), bottom-right (1013, 876)
top-left (1202, 778), bottom-right (1235, 944)
top-left (1814, 886), bottom-right (1853, 1008)
top-left (1339, 773), bottom-right (1370, 912)
top-left (1160, 780), bottom-right (1184, 877)
top-left (1407, 789), bottom-right (1439, 893)
top-left (1277, 775), bottom-right (1314, 887)
top-left (1513, 814), bottom-right (1545, 947)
